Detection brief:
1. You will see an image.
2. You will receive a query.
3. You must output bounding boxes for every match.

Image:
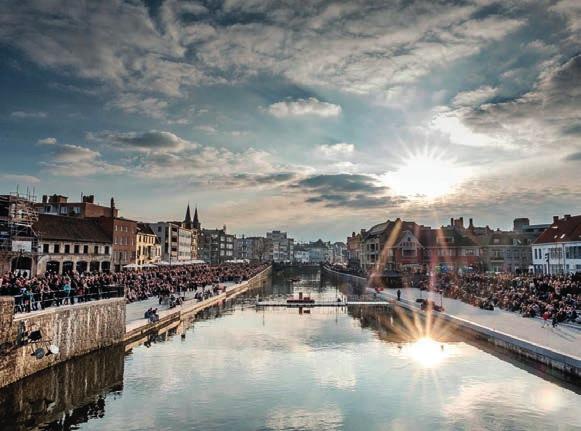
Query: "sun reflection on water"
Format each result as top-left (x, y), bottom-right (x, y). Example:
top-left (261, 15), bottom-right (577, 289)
top-left (407, 337), bottom-right (448, 369)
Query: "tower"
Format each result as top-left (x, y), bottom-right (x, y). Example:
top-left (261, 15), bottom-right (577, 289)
top-left (193, 206), bottom-right (200, 230)
top-left (184, 203), bottom-right (192, 229)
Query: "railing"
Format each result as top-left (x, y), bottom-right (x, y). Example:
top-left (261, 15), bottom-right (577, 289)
top-left (11, 285), bottom-right (124, 314)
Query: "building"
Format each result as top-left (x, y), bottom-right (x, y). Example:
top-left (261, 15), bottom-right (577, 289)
top-left (136, 223), bottom-right (161, 266)
top-left (34, 193), bottom-right (138, 271)
top-left (34, 214), bottom-right (112, 274)
top-left (0, 192), bottom-right (39, 275)
top-left (149, 222), bottom-right (193, 263)
top-left (182, 204), bottom-right (200, 260)
top-left (35, 194), bottom-right (117, 218)
top-left (331, 242), bottom-right (347, 265)
top-left (293, 246), bottom-right (310, 263)
top-left (532, 215), bottom-right (581, 275)
top-left (234, 236), bottom-right (267, 262)
top-left (199, 226), bottom-right (235, 264)
top-left (301, 239), bottom-right (331, 263)
top-left (265, 230), bottom-right (294, 263)
top-left (346, 230), bottom-right (365, 265)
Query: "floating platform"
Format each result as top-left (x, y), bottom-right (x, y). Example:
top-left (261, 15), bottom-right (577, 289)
top-left (255, 300), bottom-right (391, 308)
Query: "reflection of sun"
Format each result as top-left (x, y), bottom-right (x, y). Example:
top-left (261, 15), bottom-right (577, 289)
top-left (381, 150), bottom-right (469, 198)
top-left (407, 337), bottom-right (448, 368)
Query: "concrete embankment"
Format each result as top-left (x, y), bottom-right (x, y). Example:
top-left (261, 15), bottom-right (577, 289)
top-left (124, 265), bottom-right (272, 345)
top-left (0, 297), bottom-right (125, 389)
top-left (323, 266), bottom-right (581, 379)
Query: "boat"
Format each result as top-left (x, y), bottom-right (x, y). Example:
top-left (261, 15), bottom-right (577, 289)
top-left (286, 292), bottom-right (315, 304)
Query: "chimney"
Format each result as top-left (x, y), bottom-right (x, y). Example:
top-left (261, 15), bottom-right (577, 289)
top-left (469, 218), bottom-right (474, 228)
top-left (459, 217), bottom-right (464, 228)
top-left (564, 214), bottom-right (571, 220)
top-left (42, 195), bottom-right (47, 203)
top-left (553, 215), bottom-right (559, 223)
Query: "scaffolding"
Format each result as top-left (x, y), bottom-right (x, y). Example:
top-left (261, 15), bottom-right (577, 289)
top-left (0, 190), bottom-right (40, 273)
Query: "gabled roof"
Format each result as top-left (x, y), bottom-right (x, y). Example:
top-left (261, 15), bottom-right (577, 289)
top-left (534, 215), bottom-right (581, 244)
top-left (137, 222), bottom-right (156, 236)
top-left (34, 214), bottom-right (111, 243)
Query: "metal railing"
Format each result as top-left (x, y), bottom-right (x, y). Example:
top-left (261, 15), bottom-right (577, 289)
top-left (11, 285), bottom-right (124, 314)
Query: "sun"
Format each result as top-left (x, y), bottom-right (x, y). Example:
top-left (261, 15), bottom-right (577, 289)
top-left (407, 337), bottom-right (448, 368)
top-left (381, 150), bottom-right (469, 198)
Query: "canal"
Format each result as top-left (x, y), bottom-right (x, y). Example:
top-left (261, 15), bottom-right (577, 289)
top-left (1, 267), bottom-right (580, 430)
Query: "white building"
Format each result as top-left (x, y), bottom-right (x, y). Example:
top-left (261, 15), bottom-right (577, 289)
top-left (293, 249), bottom-right (310, 263)
top-left (149, 222), bottom-right (193, 263)
top-left (532, 215), bottom-right (581, 275)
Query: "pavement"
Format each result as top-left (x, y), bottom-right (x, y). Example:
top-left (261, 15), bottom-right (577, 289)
top-left (374, 286), bottom-right (581, 360)
top-left (125, 281), bottom-right (239, 325)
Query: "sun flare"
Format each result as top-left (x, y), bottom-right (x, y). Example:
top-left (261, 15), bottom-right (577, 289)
top-left (381, 151), bottom-right (469, 198)
top-left (407, 337), bottom-right (448, 368)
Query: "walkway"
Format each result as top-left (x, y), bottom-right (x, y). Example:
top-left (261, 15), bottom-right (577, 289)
top-left (373, 287), bottom-right (581, 360)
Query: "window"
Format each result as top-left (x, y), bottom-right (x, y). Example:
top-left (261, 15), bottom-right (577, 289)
top-left (94, 245), bottom-right (99, 254)
top-left (60, 206), bottom-right (67, 214)
top-left (74, 244), bottom-right (80, 254)
top-left (43, 243), bottom-right (49, 253)
top-left (73, 206), bottom-right (81, 214)
top-left (64, 244), bottom-right (70, 253)
top-left (54, 244), bottom-right (60, 253)
top-left (83, 245), bottom-right (89, 254)
top-left (105, 246), bottom-right (110, 254)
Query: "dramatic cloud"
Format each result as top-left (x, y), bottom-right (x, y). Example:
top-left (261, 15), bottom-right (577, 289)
top-left (315, 143), bottom-right (355, 159)
top-left (452, 86), bottom-right (498, 107)
top-left (266, 98), bottom-right (342, 118)
top-left (294, 174), bottom-right (405, 209)
top-left (41, 142), bottom-right (124, 177)
top-left (10, 111), bottom-right (47, 119)
top-left (87, 130), bottom-right (196, 153)
top-left (37, 137), bottom-right (57, 145)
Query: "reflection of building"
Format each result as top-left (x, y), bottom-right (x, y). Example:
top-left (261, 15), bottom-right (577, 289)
top-left (0, 192), bottom-right (39, 275)
top-left (532, 214), bottom-right (581, 275)
top-left (266, 230), bottom-right (294, 263)
top-left (136, 223), bottom-right (161, 266)
top-left (34, 214), bottom-right (112, 274)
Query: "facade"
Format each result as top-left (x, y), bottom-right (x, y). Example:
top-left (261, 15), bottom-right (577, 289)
top-left (346, 230), bottom-right (365, 264)
top-left (0, 193), bottom-right (39, 276)
top-left (532, 215), bottom-right (581, 275)
top-left (35, 194), bottom-right (117, 218)
top-left (182, 204), bottom-right (200, 260)
top-left (293, 248), bottom-right (310, 263)
top-left (234, 236), bottom-right (267, 262)
top-left (149, 222), bottom-right (193, 263)
top-left (265, 230), bottom-right (294, 263)
top-left (136, 223), bottom-right (161, 266)
top-left (34, 214), bottom-right (112, 274)
top-left (331, 242), bottom-right (347, 265)
top-left (199, 226), bottom-right (234, 264)
top-left (94, 215), bottom-right (138, 271)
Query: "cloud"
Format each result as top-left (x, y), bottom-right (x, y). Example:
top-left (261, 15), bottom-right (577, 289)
top-left (564, 151), bottom-right (581, 161)
top-left (10, 111), bottom-right (47, 119)
top-left (37, 137), bottom-right (57, 145)
top-left (196, 124), bottom-right (217, 134)
top-left (315, 143), bottom-right (355, 159)
top-left (0, 174), bottom-right (41, 184)
top-left (452, 86), bottom-right (498, 107)
top-left (294, 173), bottom-right (405, 209)
top-left (266, 97), bottom-right (342, 118)
top-left (87, 130), bottom-right (195, 153)
top-left (41, 142), bottom-right (124, 177)
top-left (107, 93), bottom-right (169, 119)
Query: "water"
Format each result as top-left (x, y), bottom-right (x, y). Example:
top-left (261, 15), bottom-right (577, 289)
top-left (1, 268), bottom-right (580, 431)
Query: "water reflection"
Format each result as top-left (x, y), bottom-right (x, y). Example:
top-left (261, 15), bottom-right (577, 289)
top-left (0, 267), bottom-right (579, 430)
top-left (0, 345), bottom-right (124, 431)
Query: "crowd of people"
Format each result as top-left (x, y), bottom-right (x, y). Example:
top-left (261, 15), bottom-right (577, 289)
top-left (417, 272), bottom-right (581, 325)
top-left (0, 263), bottom-right (269, 313)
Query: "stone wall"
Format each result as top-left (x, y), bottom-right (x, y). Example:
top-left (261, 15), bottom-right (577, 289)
top-left (0, 297), bottom-right (125, 388)
top-left (0, 297), bottom-right (14, 346)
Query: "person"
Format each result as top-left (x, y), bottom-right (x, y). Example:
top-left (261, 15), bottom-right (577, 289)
top-left (541, 310), bottom-right (550, 328)
top-left (397, 289), bottom-right (401, 301)
top-left (552, 314), bottom-right (558, 328)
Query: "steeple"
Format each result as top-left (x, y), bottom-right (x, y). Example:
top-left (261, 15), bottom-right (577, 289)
top-left (184, 203), bottom-right (192, 228)
top-left (193, 206), bottom-right (200, 230)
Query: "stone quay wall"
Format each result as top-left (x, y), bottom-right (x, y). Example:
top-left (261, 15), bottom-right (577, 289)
top-left (0, 297), bottom-right (125, 389)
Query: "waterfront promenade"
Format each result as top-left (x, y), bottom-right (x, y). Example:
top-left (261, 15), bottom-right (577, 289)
top-left (324, 267), bottom-right (581, 377)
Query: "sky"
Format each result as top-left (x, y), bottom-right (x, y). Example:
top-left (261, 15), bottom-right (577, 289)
top-left (0, 0), bottom-right (580, 241)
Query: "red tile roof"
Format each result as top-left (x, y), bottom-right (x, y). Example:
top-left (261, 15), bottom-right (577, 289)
top-left (533, 215), bottom-right (581, 244)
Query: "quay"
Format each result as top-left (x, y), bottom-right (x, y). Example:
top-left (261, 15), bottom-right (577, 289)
top-left (255, 300), bottom-right (390, 307)
top-left (0, 266), bottom-right (271, 388)
top-left (323, 266), bottom-right (581, 379)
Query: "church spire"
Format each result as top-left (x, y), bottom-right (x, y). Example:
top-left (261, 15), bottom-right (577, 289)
top-left (184, 202), bottom-right (192, 227)
top-left (193, 206), bottom-right (200, 230)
